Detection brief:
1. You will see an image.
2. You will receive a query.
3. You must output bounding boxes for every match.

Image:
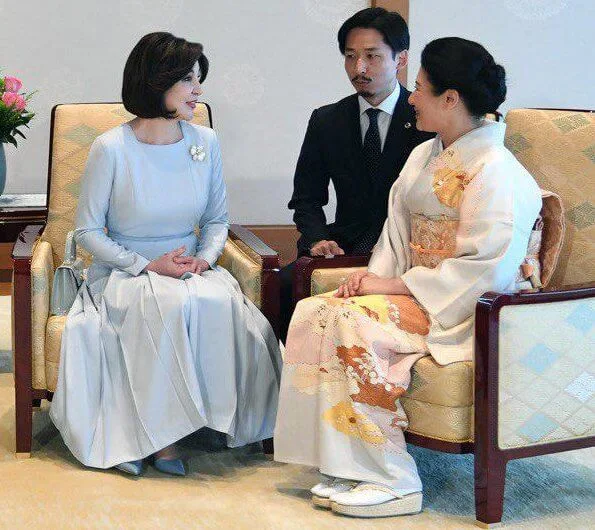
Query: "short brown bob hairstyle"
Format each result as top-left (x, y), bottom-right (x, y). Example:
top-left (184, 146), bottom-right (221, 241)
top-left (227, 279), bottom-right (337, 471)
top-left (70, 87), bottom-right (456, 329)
top-left (122, 32), bottom-right (209, 119)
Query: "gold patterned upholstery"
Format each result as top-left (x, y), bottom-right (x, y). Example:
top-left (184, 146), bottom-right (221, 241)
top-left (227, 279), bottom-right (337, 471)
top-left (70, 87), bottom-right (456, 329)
top-left (30, 241), bottom-right (54, 389)
top-left (217, 239), bottom-right (262, 308)
top-left (505, 109), bottom-right (595, 288)
top-left (404, 356), bottom-right (474, 443)
top-left (402, 399), bottom-right (473, 442)
top-left (45, 316), bottom-right (67, 393)
top-left (31, 102), bottom-right (265, 392)
top-left (311, 266), bottom-right (366, 296)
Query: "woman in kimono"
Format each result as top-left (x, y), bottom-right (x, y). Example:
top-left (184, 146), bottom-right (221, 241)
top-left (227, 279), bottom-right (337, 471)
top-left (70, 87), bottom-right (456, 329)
top-left (50, 32), bottom-right (282, 476)
top-left (274, 37), bottom-right (542, 517)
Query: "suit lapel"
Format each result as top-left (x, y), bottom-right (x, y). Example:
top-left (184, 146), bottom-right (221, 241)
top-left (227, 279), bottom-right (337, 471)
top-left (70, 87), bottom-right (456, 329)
top-left (344, 94), bottom-right (368, 182)
top-left (378, 85), bottom-right (414, 186)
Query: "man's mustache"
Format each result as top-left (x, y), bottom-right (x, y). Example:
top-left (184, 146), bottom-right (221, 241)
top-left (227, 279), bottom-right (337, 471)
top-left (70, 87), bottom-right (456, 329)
top-left (352, 76), bottom-right (372, 83)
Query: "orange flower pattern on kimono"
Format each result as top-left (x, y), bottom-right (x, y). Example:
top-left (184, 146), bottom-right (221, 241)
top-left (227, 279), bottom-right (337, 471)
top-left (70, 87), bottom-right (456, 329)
top-left (429, 147), bottom-right (481, 208)
top-left (283, 294), bottom-right (429, 451)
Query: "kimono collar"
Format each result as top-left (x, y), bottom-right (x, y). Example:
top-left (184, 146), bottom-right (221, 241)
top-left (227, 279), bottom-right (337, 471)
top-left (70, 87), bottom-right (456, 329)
top-left (428, 120), bottom-right (506, 209)
top-left (432, 119), bottom-right (506, 161)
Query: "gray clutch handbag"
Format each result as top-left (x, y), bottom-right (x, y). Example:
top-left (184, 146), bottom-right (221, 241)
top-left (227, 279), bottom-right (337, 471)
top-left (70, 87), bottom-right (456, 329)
top-left (50, 231), bottom-right (84, 316)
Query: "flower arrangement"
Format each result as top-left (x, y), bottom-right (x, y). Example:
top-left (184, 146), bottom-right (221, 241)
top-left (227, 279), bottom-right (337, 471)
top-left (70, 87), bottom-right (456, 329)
top-left (0, 73), bottom-right (35, 146)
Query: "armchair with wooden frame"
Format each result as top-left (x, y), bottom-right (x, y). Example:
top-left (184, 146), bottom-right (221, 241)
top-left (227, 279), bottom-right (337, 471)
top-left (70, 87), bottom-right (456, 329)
top-left (12, 102), bottom-right (279, 459)
top-left (292, 108), bottom-right (595, 526)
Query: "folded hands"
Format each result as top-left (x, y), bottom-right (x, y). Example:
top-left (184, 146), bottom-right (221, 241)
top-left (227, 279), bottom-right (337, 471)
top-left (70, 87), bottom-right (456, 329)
top-left (145, 246), bottom-right (210, 278)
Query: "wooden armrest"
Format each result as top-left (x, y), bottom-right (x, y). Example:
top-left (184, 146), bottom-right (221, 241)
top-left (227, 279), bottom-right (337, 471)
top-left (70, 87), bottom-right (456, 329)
top-left (477, 281), bottom-right (595, 314)
top-left (293, 254), bottom-right (371, 304)
top-left (229, 224), bottom-right (279, 272)
top-left (12, 224), bottom-right (45, 263)
top-left (474, 281), bottom-right (595, 459)
top-left (12, 225), bottom-right (46, 408)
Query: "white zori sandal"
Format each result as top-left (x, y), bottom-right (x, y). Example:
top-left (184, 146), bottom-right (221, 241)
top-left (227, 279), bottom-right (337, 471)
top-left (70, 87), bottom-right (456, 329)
top-left (310, 477), bottom-right (358, 508)
top-left (330, 482), bottom-right (423, 518)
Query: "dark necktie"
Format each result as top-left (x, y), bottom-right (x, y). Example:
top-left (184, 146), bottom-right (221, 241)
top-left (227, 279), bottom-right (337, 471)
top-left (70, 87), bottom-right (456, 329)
top-left (363, 108), bottom-right (382, 185)
top-left (351, 108), bottom-right (383, 254)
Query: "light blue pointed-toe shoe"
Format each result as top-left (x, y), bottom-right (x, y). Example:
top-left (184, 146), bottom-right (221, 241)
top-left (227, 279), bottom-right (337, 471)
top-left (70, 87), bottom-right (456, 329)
top-left (153, 457), bottom-right (186, 476)
top-left (114, 459), bottom-right (143, 476)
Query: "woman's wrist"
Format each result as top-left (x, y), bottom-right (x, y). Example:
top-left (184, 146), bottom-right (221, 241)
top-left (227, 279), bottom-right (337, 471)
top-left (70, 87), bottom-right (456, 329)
top-left (388, 277), bottom-right (411, 295)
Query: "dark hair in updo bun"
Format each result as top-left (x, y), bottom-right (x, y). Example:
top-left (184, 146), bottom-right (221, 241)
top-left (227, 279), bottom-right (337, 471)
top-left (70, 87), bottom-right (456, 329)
top-left (421, 37), bottom-right (506, 118)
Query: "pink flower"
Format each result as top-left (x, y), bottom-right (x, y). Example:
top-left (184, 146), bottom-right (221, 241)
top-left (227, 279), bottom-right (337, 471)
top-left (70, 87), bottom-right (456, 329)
top-left (2, 92), bottom-right (26, 112)
top-left (3, 76), bottom-right (23, 93)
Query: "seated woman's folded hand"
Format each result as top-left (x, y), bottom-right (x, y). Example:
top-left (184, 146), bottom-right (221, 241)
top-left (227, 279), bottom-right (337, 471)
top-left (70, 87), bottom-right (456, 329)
top-left (172, 254), bottom-right (210, 274)
top-left (335, 271), bottom-right (377, 298)
top-left (145, 245), bottom-right (209, 278)
top-left (335, 271), bottom-right (411, 298)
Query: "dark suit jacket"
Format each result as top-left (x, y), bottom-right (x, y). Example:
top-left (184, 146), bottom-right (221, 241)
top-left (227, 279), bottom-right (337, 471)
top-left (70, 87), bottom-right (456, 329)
top-left (289, 86), bottom-right (434, 256)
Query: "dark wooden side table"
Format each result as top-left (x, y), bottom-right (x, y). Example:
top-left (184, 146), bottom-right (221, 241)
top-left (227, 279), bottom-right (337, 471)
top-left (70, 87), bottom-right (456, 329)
top-left (0, 194), bottom-right (47, 288)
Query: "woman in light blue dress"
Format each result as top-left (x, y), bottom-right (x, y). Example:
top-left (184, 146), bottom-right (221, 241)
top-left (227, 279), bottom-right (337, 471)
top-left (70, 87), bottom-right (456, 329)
top-left (50, 32), bottom-right (282, 476)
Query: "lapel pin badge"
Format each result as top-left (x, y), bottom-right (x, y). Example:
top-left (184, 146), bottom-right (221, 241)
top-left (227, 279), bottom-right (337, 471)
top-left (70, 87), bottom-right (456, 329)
top-left (404, 122), bottom-right (411, 129)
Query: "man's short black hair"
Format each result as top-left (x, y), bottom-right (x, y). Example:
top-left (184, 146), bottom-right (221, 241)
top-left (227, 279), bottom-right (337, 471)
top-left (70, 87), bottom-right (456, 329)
top-left (337, 7), bottom-right (409, 58)
top-left (122, 32), bottom-right (209, 119)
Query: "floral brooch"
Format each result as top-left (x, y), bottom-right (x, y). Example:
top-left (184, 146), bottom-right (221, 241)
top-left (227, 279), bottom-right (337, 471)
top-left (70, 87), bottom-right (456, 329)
top-left (189, 145), bottom-right (206, 161)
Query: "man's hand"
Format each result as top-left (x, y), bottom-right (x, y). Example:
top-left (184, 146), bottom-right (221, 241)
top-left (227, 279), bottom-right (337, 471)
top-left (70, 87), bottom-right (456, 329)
top-left (310, 240), bottom-right (345, 257)
top-left (145, 246), bottom-right (209, 278)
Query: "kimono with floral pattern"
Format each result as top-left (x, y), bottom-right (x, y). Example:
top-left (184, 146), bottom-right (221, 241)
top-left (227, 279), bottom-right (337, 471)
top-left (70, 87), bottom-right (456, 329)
top-left (274, 120), bottom-right (542, 493)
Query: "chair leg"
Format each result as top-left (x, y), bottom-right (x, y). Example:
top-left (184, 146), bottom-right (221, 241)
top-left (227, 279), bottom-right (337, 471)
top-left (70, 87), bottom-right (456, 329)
top-left (474, 449), bottom-right (507, 527)
top-left (262, 437), bottom-right (274, 455)
top-left (15, 383), bottom-right (33, 458)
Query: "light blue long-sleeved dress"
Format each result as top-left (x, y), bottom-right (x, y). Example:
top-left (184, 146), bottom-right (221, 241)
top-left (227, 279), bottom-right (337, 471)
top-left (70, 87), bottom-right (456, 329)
top-left (50, 121), bottom-right (282, 469)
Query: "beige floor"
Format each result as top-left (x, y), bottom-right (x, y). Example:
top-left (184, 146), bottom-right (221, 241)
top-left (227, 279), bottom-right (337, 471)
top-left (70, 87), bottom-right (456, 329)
top-left (0, 293), bottom-right (594, 529)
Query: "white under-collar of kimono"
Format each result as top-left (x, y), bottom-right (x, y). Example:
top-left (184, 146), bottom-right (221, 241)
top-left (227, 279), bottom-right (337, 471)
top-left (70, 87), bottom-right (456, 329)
top-left (358, 82), bottom-right (401, 116)
top-left (433, 119), bottom-right (506, 159)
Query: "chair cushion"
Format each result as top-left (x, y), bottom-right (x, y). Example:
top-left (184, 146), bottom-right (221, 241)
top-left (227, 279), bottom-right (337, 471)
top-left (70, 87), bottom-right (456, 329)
top-left (403, 399), bottom-right (473, 443)
top-left (402, 356), bottom-right (474, 443)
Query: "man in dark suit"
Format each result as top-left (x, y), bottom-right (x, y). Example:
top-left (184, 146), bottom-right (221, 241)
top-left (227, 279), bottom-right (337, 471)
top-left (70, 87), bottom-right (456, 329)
top-left (280, 7), bottom-right (433, 341)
